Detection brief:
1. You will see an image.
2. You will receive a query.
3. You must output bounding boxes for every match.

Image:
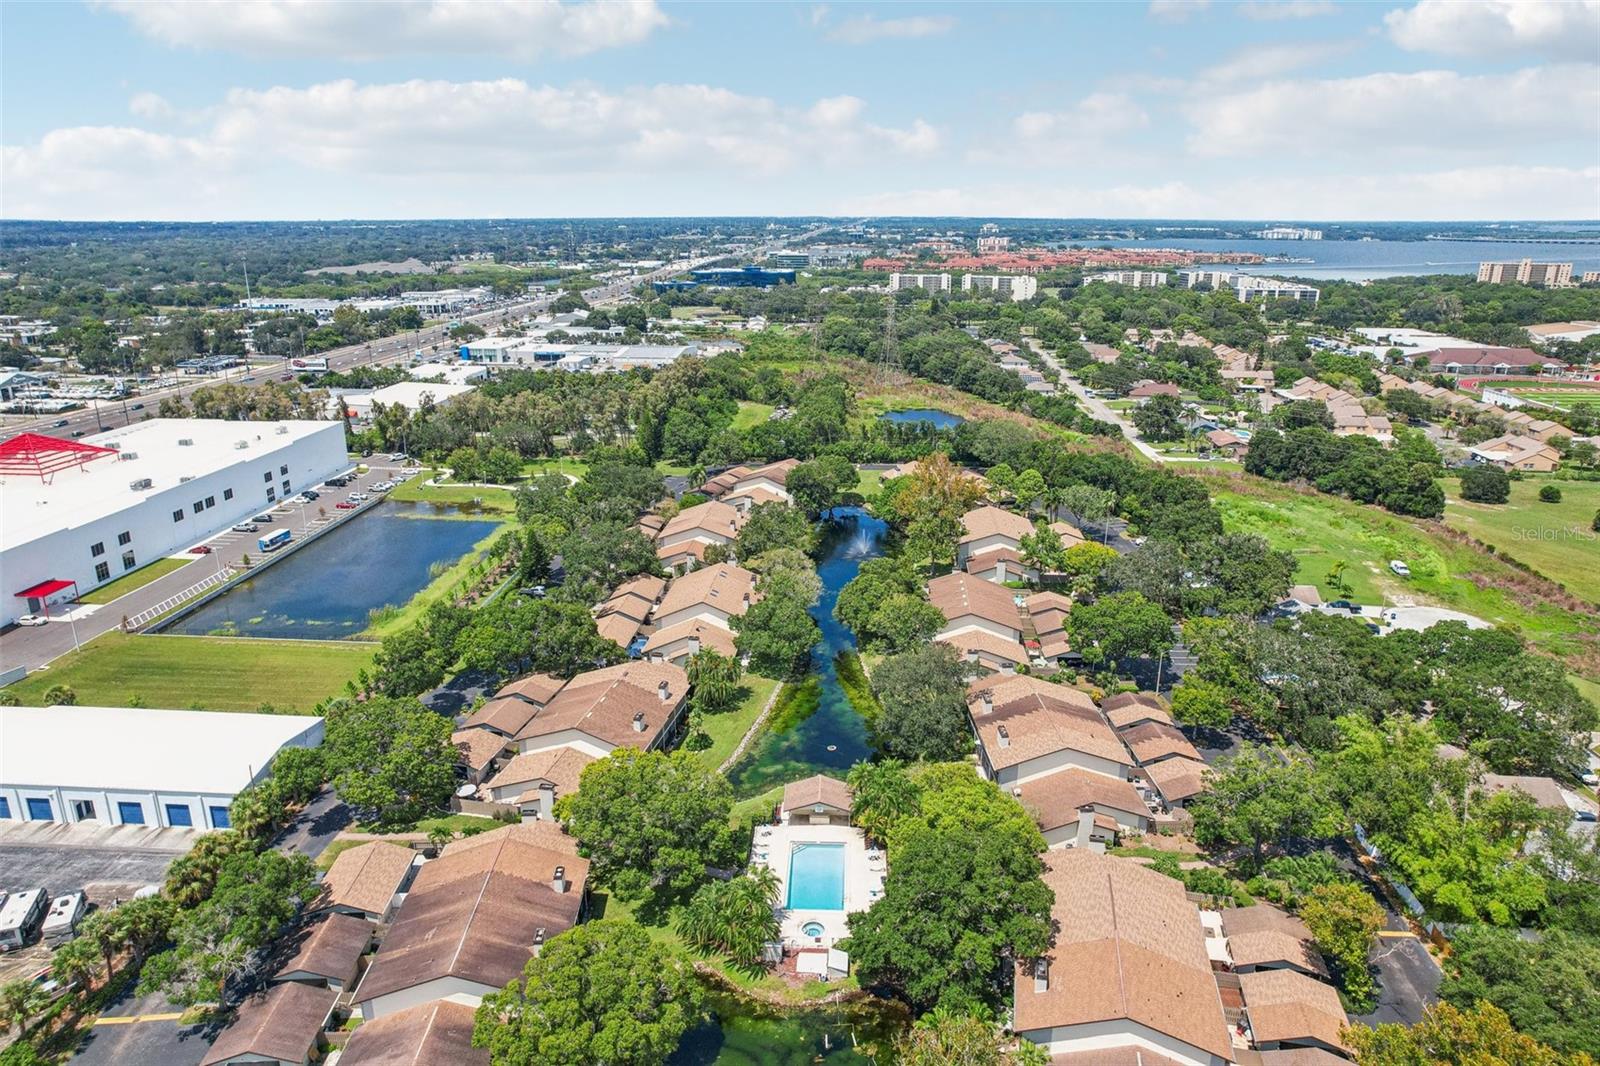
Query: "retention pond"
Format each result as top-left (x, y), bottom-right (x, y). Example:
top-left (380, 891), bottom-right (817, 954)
top-left (166, 502), bottom-right (500, 640)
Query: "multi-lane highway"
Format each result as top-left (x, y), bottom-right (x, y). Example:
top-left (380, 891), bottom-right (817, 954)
top-left (3, 227), bottom-right (829, 444)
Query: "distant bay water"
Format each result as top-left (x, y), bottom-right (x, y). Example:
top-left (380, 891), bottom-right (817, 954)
top-left (1097, 237), bottom-right (1600, 281)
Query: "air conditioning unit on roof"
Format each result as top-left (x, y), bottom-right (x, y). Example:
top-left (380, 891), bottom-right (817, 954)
top-left (129, 478), bottom-right (153, 491)
top-left (177, 438), bottom-right (194, 446)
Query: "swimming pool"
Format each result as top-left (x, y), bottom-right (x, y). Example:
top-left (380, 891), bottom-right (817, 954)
top-left (787, 843), bottom-right (845, 911)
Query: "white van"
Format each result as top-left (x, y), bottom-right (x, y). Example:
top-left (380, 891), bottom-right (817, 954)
top-left (0, 889), bottom-right (48, 952)
top-left (42, 891), bottom-right (86, 944)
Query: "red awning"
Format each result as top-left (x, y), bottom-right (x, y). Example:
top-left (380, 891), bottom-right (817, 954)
top-left (15, 578), bottom-right (75, 598)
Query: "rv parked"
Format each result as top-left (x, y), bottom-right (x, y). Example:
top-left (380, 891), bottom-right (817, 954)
top-left (0, 888), bottom-right (48, 952)
top-left (42, 891), bottom-right (86, 943)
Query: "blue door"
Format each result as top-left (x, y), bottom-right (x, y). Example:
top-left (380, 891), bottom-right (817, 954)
top-left (209, 805), bottom-right (231, 829)
top-left (164, 804), bottom-right (193, 827)
top-left (117, 802), bottom-right (146, 825)
top-left (26, 797), bottom-right (53, 821)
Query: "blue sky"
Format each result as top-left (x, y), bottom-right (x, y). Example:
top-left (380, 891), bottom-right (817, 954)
top-left (3, 0), bottom-right (1597, 220)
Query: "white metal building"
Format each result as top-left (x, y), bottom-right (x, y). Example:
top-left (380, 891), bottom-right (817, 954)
top-left (0, 705), bottom-right (324, 830)
top-left (0, 419), bottom-right (348, 626)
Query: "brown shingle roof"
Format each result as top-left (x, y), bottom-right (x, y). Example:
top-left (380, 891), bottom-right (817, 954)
top-left (462, 697), bottom-right (542, 739)
top-left (337, 999), bottom-right (488, 1066)
top-left (639, 617), bottom-right (737, 659)
top-left (452, 728), bottom-right (507, 775)
top-left (936, 629), bottom-right (1030, 667)
top-left (968, 676), bottom-right (1128, 770)
top-left (1119, 721), bottom-right (1203, 765)
top-left (1479, 773), bottom-right (1570, 812)
top-left (483, 748), bottom-right (594, 802)
top-left (656, 500), bottom-right (744, 543)
top-left (1026, 591), bottom-right (1073, 615)
top-left (1228, 929), bottom-right (1329, 978)
top-left (441, 820), bottom-right (579, 858)
top-left (200, 981), bottom-right (336, 1066)
top-left (612, 574), bottom-right (666, 603)
top-left (493, 673), bottom-right (566, 707)
top-left (929, 571), bottom-right (1022, 631)
top-left (1240, 968), bottom-right (1349, 1052)
top-left (1142, 756), bottom-right (1210, 803)
top-left (274, 913), bottom-right (372, 988)
top-left (1221, 904), bottom-right (1313, 941)
top-left (1015, 767), bottom-right (1149, 832)
top-left (960, 505), bottom-right (1033, 546)
top-left (1102, 692), bottom-right (1173, 730)
top-left (595, 610), bottom-right (645, 648)
top-left (654, 563), bottom-right (758, 622)
top-left (514, 660), bottom-right (688, 750)
top-left (319, 841), bottom-right (414, 918)
top-left (1013, 850), bottom-right (1233, 1062)
top-left (356, 832), bottom-right (589, 1005)
top-left (781, 774), bottom-right (853, 815)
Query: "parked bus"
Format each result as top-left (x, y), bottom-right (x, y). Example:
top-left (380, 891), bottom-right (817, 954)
top-left (258, 528), bottom-right (292, 553)
top-left (0, 888), bottom-right (48, 952)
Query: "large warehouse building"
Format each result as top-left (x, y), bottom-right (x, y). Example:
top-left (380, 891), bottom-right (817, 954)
top-left (0, 419), bottom-right (347, 626)
top-left (0, 705), bottom-right (324, 830)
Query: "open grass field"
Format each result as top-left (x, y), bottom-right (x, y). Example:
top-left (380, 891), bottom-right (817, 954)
top-left (731, 401), bottom-right (774, 431)
top-left (1476, 384), bottom-right (1600, 412)
top-left (387, 469), bottom-right (517, 513)
top-left (6, 631), bottom-right (374, 712)
top-left (1206, 476), bottom-right (1600, 679)
top-left (692, 675), bottom-right (782, 773)
top-left (77, 557), bottom-right (191, 604)
top-left (521, 457), bottom-right (589, 480)
top-left (855, 467), bottom-right (885, 499)
top-left (1442, 477), bottom-right (1600, 605)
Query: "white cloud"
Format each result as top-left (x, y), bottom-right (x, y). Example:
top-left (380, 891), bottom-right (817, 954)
top-left (128, 91), bottom-right (175, 121)
top-left (1237, 1), bottom-right (1335, 20)
top-left (825, 13), bottom-right (956, 44)
top-left (835, 165), bottom-right (1600, 220)
top-left (1187, 65), bottom-right (1599, 158)
top-left (96, 0), bottom-right (669, 61)
top-left (3, 77), bottom-right (939, 217)
top-left (1385, 0), bottom-right (1600, 60)
top-left (1012, 93), bottom-right (1148, 141)
top-left (1148, 0), bottom-right (1211, 22)
top-left (1195, 40), bottom-right (1350, 82)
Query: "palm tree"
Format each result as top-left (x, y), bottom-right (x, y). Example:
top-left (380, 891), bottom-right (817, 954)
top-left (51, 937), bottom-right (100, 996)
top-left (0, 978), bottom-right (48, 1037)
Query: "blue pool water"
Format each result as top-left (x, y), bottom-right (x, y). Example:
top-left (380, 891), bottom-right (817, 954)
top-left (787, 843), bottom-right (845, 911)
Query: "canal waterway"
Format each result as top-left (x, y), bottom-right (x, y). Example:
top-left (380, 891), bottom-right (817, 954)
top-left (669, 986), bottom-right (906, 1065)
top-left (167, 501), bottom-right (500, 639)
top-left (726, 507), bottom-right (887, 797)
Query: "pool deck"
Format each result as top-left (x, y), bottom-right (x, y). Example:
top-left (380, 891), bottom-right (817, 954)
top-left (753, 821), bottom-right (883, 948)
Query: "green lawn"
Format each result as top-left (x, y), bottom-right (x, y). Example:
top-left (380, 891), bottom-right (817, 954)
top-left (693, 676), bottom-right (782, 772)
top-left (521, 457), bottom-right (589, 481)
top-left (730, 785), bottom-right (785, 827)
top-left (78, 558), bottom-right (192, 604)
top-left (1208, 479), bottom-right (1600, 677)
top-left (730, 401), bottom-right (774, 431)
top-left (387, 469), bottom-right (517, 513)
top-left (5, 632), bottom-right (374, 712)
top-left (855, 467), bottom-right (885, 498)
top-left (1441, 477), bottom-right (1600, 605)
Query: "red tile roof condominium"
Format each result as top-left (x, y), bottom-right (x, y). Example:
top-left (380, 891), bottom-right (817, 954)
top-left (1013, 850), bottom-right (1233, 1063)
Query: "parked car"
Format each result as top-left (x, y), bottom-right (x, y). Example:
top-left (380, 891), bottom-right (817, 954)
top-left (42, 892), bottom-right (85, 944)
top-left (1328, 600), bottom-right (1362, 614)
top-left (15, 614), bottom-right (47, 627)
top-left (1389, 560), bottom-right (1411, 577)
top-left (301, 490), bottom-right (319, 500)
top-left (347, 492), bottom-right (369, 502)
top-left (252, 514), bottom-right (273, 523)
top-left (52, 419), bottom-right (69, 427)
top-left (335, 501), bottom-right (357, 510)
top-left (188, 545), bottom-right (213, 555)
top-left (231, 523), bottom-right (258, 533)
top-left (325, 476), bottom-right (350, 487)
top-left (131, 402), bottom-right (145, 410)
top-left (1582, 772), bottom-right (1600, 787)
top-left (388, 452), bottom-right (408, 462)
top-left (1576, 810), bottom-right (1598, 823)
top-left (71, 430), bottom-right (86, 437)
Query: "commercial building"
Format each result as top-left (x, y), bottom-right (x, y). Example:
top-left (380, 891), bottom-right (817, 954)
top-left (766, 251), bottom-right (811, 270)
top-left (1084, 271), bottom-right (1169, 288)
top-left (0, 705), bottom-right (323, 830)
top-left (0, 419), bottom-right (347, 626)
top-left (1526, 320), bottom-right (1600, 345)
top-left (458, 340), bottom-right (699, 373)
top-left (409, 361), bottom-right (487, 385)
top-left (890, 272), bottom-right (953, 293)
top-left (653, 266), bottom-right (796, 291)
top-left (338, 380), bottom-right (476, 419)
top-left (961, 274), bottom-right (1039, 301)
top-left (1477, 259), bottom-right (1573, 288)
top-left (977, 235), bottom-right (1012, 252)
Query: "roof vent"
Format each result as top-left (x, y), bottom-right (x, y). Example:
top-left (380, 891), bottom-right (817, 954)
top-left (118, 451), bottom-right (139, 461)
top-left (997, 725), bottom-right (1010, 748)
top-left (178, 475), bottom-right (194, 483)
top-left (657, 681), bottom-right (670, 702)
top-left (552, 866), bottom-right (568, 894)
top-left (533, 926), bottom-right (547, 947)
top-left (274, 425), bottom-right (288, 435)
top-left (129, 478), bottom-right (153, 491)
top-left (177, 438), bottom-right (194, 446)
top-left (234, 440), bottom-right (249, 450)
top-left (633, 712), bottom-right (647, 732)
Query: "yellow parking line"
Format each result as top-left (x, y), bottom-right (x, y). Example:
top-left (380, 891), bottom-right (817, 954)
top-left (93, 1011), bottom-right (183, 1024)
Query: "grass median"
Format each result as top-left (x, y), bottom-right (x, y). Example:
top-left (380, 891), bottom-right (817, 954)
top-left (77, 557), bottom-right (192, 604)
